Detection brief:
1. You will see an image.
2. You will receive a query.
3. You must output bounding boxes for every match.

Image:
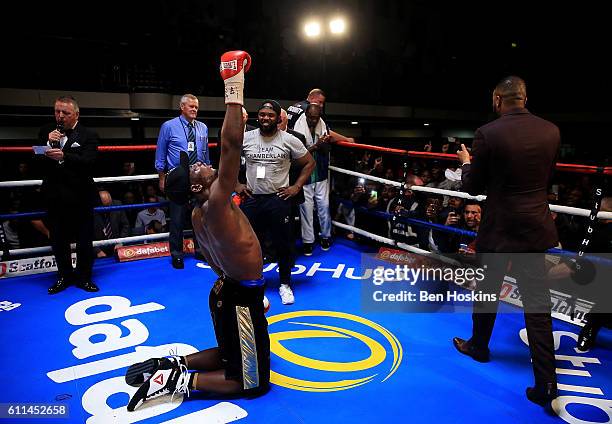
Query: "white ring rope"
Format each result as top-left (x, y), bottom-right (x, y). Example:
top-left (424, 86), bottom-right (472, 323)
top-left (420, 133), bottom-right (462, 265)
top-left (332, 220), bottom-right (461, 266)
top-left (329, 166), bottom-right (612, 220)
top-left (8, 232), bottom-right (169, 257)
top-left (1, 170), bottom-right (610, 219)
top-left (0, 174), bottom-right (158, 188)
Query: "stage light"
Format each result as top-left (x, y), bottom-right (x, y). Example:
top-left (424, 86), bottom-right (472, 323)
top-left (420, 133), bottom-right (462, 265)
top-left (424, 123), bottom-right (430, 126)
top-left (351, 121), bottom-right (359, 125)
top-left (329, 18), bottom-right (346, 34)
top-left (304, 21), bottom-right (321, 38)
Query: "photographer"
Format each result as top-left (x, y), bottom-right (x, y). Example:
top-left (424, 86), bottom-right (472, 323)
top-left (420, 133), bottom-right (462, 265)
top-left (437, 201), bottom-right (482, 254)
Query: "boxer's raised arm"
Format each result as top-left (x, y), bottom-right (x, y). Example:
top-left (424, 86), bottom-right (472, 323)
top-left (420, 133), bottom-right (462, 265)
top-left (213, 51), bottom-right (252, 200)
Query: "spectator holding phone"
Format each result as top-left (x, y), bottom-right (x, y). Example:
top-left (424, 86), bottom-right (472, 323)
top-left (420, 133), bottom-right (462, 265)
top-left (437, 201), bottom-right (481, 255)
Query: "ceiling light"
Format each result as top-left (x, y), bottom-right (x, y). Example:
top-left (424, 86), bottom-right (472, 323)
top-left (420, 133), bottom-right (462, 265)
top-left (304, 21), bottom-right (321, 38)
top-left (329, 18), bottom-right (346, 34)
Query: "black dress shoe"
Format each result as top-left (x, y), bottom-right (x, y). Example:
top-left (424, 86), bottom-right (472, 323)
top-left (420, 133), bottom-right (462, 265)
top-left (48, 278), bottom-right (70, 295)
top-left (526, 383), bottom-right (558, 406)
top-left (577, 322), bottom-right (599, 352)
top-left (77, 281), bottom-right (100, 292)
top-left (194, 251), bottom-right (206, 261)
top-left (453, 337), bottom-right (490, 362)
top-left (172, 256), bottom-right (184, 269)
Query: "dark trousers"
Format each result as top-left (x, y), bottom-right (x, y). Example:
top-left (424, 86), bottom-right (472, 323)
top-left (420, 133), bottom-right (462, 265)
top-left (471, 253), bottom-right (556, 385)
top-left (47, 203), bottom-right (94, 281)
top-left (585, 312), bottom-right (612, 330)
top-left (169, 200), bottom-right (186, 258)
top-left (241, 195), bottom-right (294, 285)
top-left (169, 200), bottom-right (200, 258)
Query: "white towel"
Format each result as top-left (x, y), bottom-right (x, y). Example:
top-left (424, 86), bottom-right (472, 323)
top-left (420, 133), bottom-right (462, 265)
top-left (293, 112), bottom-right (328, 147)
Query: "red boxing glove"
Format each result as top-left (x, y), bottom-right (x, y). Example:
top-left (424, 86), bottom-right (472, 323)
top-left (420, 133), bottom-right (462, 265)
top-left (231, 193), bottom-right (242, 206)
top-left (220, 50), bottom-right (252, 105)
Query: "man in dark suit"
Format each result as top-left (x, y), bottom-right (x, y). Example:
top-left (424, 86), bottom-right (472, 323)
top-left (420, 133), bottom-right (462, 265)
top-left (453, 76), bottom-right (561, 406)
top-left (38, 96), bottom-right (100, 294)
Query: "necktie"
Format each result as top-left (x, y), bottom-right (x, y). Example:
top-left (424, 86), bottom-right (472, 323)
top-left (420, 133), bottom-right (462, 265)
top-left (103, 214), bottom-right (113, 239)
top-left (187, 122), bottom-right (198, 165)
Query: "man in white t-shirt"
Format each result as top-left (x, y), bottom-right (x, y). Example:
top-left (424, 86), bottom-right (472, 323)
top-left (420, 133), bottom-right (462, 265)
top-left (236, 100), bottom-right (315, 304)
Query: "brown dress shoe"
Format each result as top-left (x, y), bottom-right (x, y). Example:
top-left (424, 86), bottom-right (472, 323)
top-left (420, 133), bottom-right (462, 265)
top-left (453, 337), bottom-right (490, 362)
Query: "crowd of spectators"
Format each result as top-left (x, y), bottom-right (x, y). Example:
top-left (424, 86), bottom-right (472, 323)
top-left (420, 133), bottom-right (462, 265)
top-left (329, 138), bottom-right (607, 257)
top-left (1, 138), bottom-right (607, 259)
top-left (2, 160), bottom-right (168, 251)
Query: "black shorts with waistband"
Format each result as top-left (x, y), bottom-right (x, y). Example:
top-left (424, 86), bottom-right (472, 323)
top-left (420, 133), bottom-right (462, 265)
top-left (209, 275), bottom-right (270, 395)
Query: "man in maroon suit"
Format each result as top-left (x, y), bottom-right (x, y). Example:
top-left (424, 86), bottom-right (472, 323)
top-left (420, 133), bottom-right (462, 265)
top-left (453, 76), bottom-right (561, 406)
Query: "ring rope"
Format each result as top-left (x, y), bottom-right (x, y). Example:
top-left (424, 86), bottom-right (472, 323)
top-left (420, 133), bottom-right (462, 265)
top-left (339, 202), bottom-right (612, 265)
top-left (2, 169), bottom-right (610, 219)
top-left (333, 141), bottom-right (612, 175)
top-left (330, 166), bottom-right (612, 220)
top-left (0, 143), bottom-right (218, 153)
top-left (0, 201), bottom-right (170, 221)
top-left (7, 232), bottom-right (171, 257)
top-left (1, 140), bottom-right (609, 174)
top-left (332, 220), bottom-right (460, 267)
top-left (0, 174), bottom-right (159, 189)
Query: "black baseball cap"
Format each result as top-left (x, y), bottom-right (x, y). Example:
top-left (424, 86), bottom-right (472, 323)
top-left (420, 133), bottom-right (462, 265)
top-left (258, 99), bottom-right (281, 116)
top-left (164, 151), bottom-right (190, 205)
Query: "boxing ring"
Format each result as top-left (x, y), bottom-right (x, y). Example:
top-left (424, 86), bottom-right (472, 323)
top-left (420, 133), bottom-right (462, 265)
top-left (1, 141), bottom-right (611, 424)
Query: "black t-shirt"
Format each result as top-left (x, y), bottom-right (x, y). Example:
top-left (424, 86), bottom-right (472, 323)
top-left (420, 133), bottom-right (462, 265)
top-left (286, 100), bottom-right (309, 130)
top-left (287, 100), bottom-right (331, 132)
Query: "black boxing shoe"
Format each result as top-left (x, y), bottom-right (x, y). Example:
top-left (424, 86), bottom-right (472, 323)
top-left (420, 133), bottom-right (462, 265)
top-left (126, 357), bottom-right (190, 412)
top-left (453, 337), bottom-right (490, 363)
top-left (125, 355), bottom-right (187, 387)
top-left (77, 280), bottom-right (99, 292)
top-left (48, 277), bottom-right (70, 295)
top-left (526, 383), bottom-right (558, 406)
top-left (125, 358), bottom-right (162, 387)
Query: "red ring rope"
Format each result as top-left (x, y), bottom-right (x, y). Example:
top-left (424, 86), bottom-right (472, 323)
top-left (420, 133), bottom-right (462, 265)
top-left (1, 142), bottom-right (609, 175)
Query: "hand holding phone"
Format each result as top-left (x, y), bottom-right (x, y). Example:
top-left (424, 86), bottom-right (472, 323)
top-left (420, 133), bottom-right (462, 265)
top-left (445, 211), bottom-right (459, 226)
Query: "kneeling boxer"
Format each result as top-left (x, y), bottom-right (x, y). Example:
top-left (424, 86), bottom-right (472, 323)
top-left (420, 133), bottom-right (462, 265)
top-left (125, 50), bottom-right (270, 411)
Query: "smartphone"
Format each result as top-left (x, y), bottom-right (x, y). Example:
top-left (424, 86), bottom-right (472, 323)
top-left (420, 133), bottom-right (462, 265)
top-left (370, 190), bottom-right (378, 200)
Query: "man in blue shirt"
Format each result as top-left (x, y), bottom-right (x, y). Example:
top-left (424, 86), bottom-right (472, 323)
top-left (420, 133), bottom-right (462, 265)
top-left (155, 93), bottom-right (209, 269)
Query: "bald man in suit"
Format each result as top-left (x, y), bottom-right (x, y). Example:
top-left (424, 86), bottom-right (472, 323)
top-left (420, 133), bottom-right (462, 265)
top-left (453, 76), bottom-right (561, 406)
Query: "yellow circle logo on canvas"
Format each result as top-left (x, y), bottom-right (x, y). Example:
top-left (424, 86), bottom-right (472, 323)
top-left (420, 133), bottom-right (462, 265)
top-left (268, 310), bottom-right (402, 392)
